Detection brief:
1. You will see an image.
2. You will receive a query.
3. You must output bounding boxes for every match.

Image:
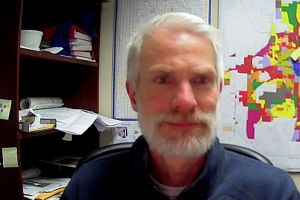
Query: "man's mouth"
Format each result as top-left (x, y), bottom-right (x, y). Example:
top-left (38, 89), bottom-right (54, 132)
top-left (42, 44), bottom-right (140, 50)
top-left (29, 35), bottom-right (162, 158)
top-left (163, 121), bottom-right (200, 129)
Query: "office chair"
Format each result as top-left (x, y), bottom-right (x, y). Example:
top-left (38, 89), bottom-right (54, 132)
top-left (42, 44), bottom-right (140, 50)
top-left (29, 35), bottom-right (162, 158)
top-left (76, 142), bottom-right (133, 170)
top-left (76, 141), bottom-right (272, 170)
top-left (222, 143), bottom-right (273, 165)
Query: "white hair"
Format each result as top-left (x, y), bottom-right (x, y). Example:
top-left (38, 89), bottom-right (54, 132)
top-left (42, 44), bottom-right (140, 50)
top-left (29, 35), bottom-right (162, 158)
top-left (127, 12), bottom-right (224, 88)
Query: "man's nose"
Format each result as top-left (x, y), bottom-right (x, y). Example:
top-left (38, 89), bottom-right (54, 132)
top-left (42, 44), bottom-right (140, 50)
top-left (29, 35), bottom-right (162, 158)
top-left (171, 82), bottom-right (197, 113)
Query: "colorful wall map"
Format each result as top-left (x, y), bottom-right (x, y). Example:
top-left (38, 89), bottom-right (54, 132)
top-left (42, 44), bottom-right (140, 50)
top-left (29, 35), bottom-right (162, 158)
top-left (218, 0), bottom-right (300, 171)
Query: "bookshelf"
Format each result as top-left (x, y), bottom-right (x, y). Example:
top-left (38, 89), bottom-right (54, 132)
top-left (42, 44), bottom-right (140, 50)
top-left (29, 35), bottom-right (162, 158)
top-left (20, 48), bottom-right (98, 67)
top-left (0, 0), bottom-right (105, 199)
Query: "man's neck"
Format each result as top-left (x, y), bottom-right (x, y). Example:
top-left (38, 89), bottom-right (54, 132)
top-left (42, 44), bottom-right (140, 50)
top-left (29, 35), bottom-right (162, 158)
top-left (149, 150), bottom-right (206, 187)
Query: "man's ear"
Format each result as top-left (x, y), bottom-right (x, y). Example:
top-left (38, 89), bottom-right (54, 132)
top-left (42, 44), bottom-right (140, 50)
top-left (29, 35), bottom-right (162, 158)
top-left (126, 80), bottom-right (138, 111)
top-left (219, 80), bottom-right (223, 93)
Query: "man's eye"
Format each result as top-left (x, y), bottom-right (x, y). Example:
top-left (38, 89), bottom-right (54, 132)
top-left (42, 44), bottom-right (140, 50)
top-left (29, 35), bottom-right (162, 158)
top-left (193, 76), bottom-right (211, 84)
top-left (154, 77), bottom-right (169, 84)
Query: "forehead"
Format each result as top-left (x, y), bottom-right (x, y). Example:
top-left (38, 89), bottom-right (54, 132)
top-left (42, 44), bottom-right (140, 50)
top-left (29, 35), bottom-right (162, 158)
top-left (144, 28), bottom-right (203, 47)
top-left (141, 27), bottom-right (214, 56)
top-left (139, 27), bottom-right (216, 72)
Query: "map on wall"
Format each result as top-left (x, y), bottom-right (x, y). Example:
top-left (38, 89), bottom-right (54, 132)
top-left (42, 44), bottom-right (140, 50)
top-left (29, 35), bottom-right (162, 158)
top-left (218, 0), bottom-right (300, 171)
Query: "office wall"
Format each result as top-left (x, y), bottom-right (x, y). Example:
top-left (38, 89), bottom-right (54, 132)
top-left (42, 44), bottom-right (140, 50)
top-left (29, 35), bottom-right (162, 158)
top-left (99, 0), bottom-right (114, 117)
top-left (99, 0), bottom-right (115, 146)
top-left (99, 0), bottom-right (300, 190)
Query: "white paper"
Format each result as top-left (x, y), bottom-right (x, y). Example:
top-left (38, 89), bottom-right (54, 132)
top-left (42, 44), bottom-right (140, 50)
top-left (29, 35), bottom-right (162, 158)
top-left (57, 110), bottom-right (97, 135)
top-left (40, 47), bottom-right (63, 54)
top-left (34, 107), bottom-right (97, 135)
top-left (33, 107), bottom-right (127, 135)
top-left (94, 115), bottom-right (123, 132)
top-left (23, 177), bottom-right (70, 199)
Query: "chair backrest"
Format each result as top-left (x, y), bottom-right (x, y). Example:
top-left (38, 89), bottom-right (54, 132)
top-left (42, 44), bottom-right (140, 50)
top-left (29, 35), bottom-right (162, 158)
top-left (222, 143), bottom-right (273, 165)
top-left (76, 142), bottom-right (133, 170)
top-left (76, 142), bottom-right (272, 170)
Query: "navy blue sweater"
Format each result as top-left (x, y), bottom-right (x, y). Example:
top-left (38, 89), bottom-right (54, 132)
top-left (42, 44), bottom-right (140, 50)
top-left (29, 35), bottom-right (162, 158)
top-left (61, 136), bottom-right (299, 200)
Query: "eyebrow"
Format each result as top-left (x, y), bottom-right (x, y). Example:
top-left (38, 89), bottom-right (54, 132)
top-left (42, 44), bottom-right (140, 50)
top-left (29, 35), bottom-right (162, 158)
top-left (147, 64), bottom-right (173, 73)
top-left (147, 64), bottom-right (216, 75)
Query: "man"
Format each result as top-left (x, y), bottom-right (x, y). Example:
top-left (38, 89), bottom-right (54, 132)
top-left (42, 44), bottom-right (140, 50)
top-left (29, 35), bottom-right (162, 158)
top-left (61, 13), bottom-right (299, 200)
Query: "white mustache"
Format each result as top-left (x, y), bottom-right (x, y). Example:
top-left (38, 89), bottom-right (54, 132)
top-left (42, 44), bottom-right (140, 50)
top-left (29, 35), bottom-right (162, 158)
top-left (153, 112), bottom-right (215, 125)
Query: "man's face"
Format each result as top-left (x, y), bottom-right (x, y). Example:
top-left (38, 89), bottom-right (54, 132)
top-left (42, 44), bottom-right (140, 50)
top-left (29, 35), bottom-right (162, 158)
top-left (127, 28), bottom-right (219, 157)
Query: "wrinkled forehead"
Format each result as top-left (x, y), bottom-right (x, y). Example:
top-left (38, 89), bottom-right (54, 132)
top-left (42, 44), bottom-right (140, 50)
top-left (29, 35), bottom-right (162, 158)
top-left (140, 27), bottom-right (214, 60)
top-left (141, 26), bottom-right (213, 52)
top-left (143, 26), bottom-right (197, 43)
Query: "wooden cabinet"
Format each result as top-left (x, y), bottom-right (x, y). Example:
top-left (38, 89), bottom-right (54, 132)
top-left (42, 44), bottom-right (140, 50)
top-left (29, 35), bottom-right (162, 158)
top-left (0, 0), bottom-right (104, 199)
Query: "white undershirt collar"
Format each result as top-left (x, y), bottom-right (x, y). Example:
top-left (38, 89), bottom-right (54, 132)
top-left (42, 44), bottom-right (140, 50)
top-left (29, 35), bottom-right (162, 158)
top-left (150, 175), bottom-right (187, 200)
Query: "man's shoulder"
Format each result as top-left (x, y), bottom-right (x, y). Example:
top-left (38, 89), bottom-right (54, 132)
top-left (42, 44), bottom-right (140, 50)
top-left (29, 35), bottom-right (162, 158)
top-left (220, 150), bottom-right (298, 198)
top-left (225, 150), bottom-right (289, 180)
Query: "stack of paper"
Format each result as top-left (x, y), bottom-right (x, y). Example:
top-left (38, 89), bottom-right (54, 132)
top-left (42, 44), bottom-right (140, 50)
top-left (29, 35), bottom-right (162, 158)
top-left (19, 109), bottom-right (56, 132)
top-left (19, 97), bottom-right (126, 135)
top-left (23, 177), bottom-right (70, 200)
top-left (20, 108), bottom-right (124, 135)
top-left (34, 107), bottom-right (97, 135)
top-left (19, 97), bottom-right (63, 132)
top-left (94, 115), bottom-right (123, 132)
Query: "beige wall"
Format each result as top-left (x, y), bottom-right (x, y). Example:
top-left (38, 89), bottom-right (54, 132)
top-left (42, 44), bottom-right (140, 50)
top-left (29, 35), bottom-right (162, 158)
top-left (99, 1), bottom-right (114, 117)
top-left (99, 0), bottom-right (300, 190)
top-left (98, 0), bottom-right (115, 146)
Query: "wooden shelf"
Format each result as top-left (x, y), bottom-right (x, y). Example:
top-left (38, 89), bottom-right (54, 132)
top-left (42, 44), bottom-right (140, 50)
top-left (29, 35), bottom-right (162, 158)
top-left (19, 129), bottom-right (61, 140)
top-left (0, 0), bottom-right (101, 198)
top-left (20, 48), bottom-right (98, 67)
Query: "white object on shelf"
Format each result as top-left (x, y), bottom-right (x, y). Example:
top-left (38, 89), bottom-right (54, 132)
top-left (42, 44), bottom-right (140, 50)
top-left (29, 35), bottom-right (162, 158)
top-left (20, 30), bottom-right (43, 51)
top-left (20, 97), bottom-right (64, 110)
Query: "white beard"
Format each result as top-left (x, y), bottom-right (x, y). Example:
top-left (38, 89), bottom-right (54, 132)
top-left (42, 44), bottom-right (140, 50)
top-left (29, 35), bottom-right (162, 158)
top-left (137, 105), bottom-right (219, 157)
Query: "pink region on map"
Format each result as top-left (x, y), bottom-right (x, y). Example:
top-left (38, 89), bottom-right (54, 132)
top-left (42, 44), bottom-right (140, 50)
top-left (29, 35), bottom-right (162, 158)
top-left (256, 44), bottom-right (270, 56)
top-left (247, 109), bottom-right (262, 139)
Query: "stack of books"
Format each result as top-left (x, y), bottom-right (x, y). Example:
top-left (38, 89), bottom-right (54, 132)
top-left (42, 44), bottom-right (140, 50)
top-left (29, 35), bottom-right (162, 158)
top-left (41, 24), bottom-right (95, 62)
top-left (69, 25), bottom-right (95, 62)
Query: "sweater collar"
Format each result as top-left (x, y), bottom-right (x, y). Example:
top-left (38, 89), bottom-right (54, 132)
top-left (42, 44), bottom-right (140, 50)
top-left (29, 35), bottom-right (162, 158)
top-left (131, 136), bottom-right (227, 198)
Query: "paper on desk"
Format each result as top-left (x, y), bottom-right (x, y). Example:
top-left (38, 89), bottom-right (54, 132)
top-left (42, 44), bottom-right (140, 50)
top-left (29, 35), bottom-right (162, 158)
top-left (58, 111), bottom-right (97, 135)
top-left (22, 107), bottom-right (127, 135)
top-left (23, 177), bottom-right (70, 200)
top-left (35, 107), bottom-right (97, 135)
top-left (94, 115), bottom-right (123, 131)
top-left (19, 109), bottom-right (56, 132)
top-left (34, 108), bottom-right (80, 125)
